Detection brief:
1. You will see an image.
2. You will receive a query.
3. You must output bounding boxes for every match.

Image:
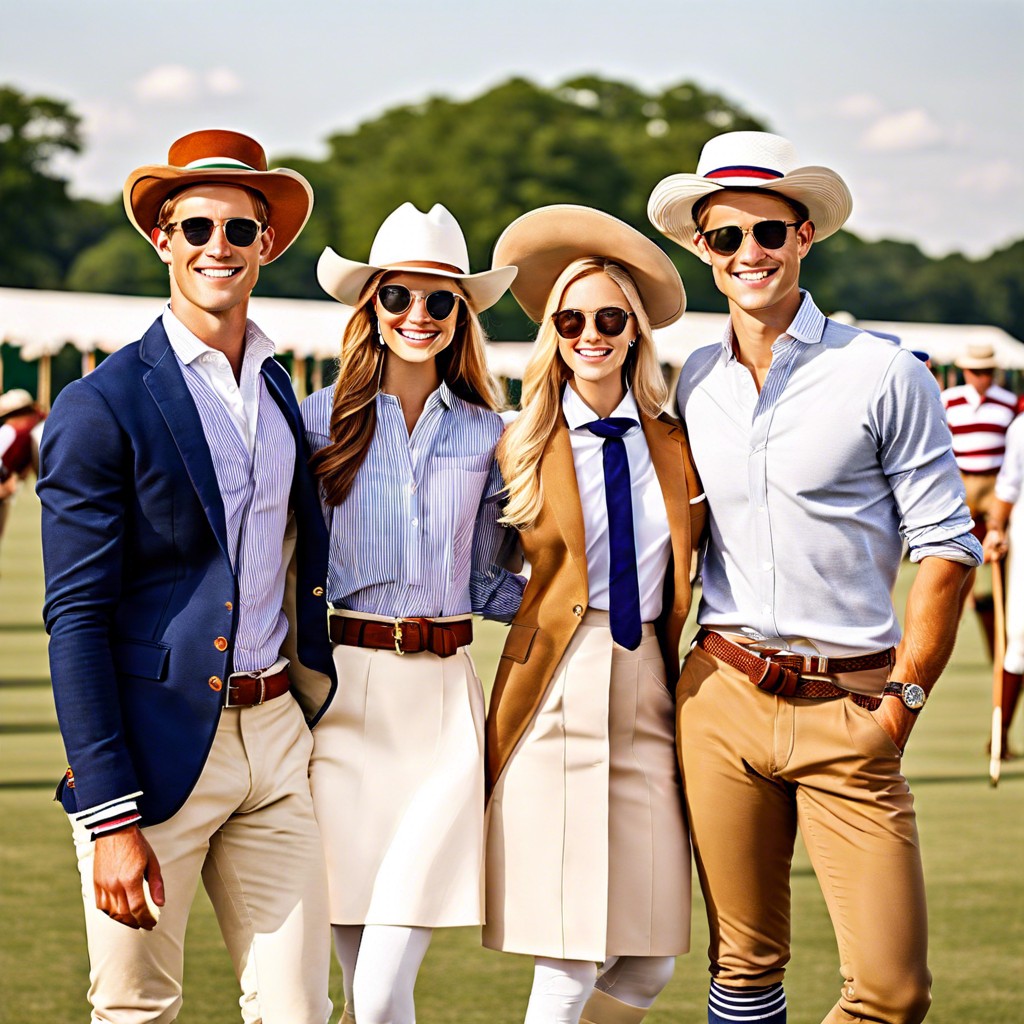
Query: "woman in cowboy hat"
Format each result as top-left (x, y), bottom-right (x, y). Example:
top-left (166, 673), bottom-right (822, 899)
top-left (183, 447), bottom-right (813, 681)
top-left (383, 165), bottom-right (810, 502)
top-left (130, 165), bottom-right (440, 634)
top-left (300, 202), bottom-right (524, 1024)
top-left (483, 205), bottom-right (706, 1024)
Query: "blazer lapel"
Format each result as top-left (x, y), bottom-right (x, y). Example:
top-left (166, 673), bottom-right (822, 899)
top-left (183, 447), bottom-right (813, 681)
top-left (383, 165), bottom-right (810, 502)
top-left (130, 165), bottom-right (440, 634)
top-left (643, 415), bottom-right (691, 580)
top-left (541, 416), bottom-right (589, 594)
top-left (140, 320), bottom-right (230, 560)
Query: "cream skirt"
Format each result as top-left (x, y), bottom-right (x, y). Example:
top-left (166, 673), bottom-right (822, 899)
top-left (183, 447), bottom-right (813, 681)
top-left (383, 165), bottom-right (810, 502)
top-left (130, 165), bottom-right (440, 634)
top-left (484, 611), bottom-right (691, 961)
top-left (310, 614), bottom-right (486, 927)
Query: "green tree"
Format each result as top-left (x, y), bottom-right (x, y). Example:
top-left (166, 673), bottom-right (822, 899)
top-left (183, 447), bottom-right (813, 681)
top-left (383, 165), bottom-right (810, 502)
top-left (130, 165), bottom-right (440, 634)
top-left (0, 85), bottom-right (83, 287)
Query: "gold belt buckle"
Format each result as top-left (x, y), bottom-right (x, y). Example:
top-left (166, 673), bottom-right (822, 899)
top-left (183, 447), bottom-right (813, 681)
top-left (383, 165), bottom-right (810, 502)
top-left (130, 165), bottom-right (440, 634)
top-left (392, 618), bottom-right (405, 656)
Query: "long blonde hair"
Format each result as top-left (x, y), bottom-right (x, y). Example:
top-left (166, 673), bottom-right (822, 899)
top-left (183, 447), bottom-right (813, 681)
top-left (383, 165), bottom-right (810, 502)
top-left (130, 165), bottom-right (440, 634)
top-left (311, 274), bottom-right (503, 507)
top-left (498, 258), bottom-right (668, 530)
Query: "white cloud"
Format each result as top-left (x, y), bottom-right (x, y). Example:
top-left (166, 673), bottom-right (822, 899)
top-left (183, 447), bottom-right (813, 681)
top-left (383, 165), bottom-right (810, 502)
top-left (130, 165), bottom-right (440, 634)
top-left (860, 109), bottom-right (945, 153)
top-left (134, 65), bottom-right (201, 103)
top-left (954, 159), bottom-right (1023, 196)
top-left (78, 99), bottom-right (137, 138)
top-left (835, 93), bottom-right (884, 119)
top-left (206, 68), bottom-right (243, 96)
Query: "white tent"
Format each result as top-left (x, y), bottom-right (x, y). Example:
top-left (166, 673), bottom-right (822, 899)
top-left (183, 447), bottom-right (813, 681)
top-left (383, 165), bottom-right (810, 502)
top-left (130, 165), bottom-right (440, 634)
top-left (3, 287), bottom-right (1023, 403)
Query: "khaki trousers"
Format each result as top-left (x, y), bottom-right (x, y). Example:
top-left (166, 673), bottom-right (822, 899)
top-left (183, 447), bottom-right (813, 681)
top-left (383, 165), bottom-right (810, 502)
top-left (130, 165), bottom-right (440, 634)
top-left (71, 695), bottom-right (332, 1024)
top-left (677, 645), bottom-right (931, 1024)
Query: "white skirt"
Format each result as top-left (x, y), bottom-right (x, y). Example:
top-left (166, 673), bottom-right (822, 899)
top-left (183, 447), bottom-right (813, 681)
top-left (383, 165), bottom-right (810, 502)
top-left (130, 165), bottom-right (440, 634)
top-left (310, 615), bottom-right (486, 927)
top-left (484, 611), bottom-right (691, 961)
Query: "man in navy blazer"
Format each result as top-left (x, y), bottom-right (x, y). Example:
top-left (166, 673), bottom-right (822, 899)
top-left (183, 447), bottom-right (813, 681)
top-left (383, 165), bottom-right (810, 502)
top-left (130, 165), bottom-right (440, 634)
top-left (38, 130), bottom-right (337, 1024)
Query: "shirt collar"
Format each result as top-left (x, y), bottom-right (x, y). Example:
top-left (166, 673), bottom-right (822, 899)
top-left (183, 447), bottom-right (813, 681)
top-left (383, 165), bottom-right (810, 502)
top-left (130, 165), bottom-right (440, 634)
top-left (718, 289), bottom-right (826, 363)
top-left (562, 383), bottom-right (640, 430)
top-left (161, 305), bottom-right (275, 368)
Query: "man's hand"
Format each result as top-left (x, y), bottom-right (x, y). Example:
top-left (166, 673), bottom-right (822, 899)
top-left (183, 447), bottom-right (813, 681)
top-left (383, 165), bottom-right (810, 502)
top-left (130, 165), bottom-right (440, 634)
top-left (983, 527), bottom-right (1008, 563)
top-left (93, 827), bottom-right (165, 930)
top-left (0, 471), bottom-right (18, 500)
top-left (871, 696), bottom-right (918, 755)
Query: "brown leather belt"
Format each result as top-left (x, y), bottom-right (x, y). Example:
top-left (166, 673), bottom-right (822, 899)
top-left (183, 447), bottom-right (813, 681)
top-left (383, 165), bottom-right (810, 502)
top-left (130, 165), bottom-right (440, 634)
top-left (695, 628), bottom-right (894, 711)
top-left (329, 614), bottom-right (473, 658)
top-left (225, 668), bottom-right (291, 709)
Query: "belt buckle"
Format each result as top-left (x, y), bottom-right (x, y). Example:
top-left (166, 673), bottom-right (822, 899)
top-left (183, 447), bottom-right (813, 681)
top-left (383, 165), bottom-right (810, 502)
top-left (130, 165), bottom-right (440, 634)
top-left (799, 653), bottom-right (833, 683)
top-left (226, 670), bottom-right (265, 708)
top-left (392, 618), bottom-right (405, 656)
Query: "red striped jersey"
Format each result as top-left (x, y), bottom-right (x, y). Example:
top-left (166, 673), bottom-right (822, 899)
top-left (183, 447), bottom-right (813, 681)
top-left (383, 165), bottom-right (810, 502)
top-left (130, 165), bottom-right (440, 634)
top-left (941, 383), bottom-right (1019, 473)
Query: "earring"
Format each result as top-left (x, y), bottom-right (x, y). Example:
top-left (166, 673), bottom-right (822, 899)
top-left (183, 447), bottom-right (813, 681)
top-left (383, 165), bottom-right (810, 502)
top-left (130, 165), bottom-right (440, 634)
top-left (377, 324), bottom-right (386, 348)
top-left (628, 338), bottom-right (637, 348)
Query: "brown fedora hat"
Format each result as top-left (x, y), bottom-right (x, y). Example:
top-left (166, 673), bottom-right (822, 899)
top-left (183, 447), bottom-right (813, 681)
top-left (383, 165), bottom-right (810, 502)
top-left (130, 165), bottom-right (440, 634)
top-left (123, 129), bottom-right (313, 263)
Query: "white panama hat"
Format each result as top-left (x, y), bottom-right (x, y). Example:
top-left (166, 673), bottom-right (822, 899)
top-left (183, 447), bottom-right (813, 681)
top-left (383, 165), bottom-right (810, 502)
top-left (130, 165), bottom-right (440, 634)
top-left (648, 131), bottom-right (853, 258)
top-left (317, 203), bottom-right (517, 311)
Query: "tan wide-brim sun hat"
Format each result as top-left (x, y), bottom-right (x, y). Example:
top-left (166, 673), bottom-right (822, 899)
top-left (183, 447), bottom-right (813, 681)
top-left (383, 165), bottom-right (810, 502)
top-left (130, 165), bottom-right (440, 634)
top-left (648, 131), bottom-right (853, 258)
top-left (123, 128), bottom-right (314, 263)
top-left (317, 203), bottom-right (517, 312)
top-left (492, 204), bottom-right (685, 329)
top-left (955, 343), bottom-right (1000, 370)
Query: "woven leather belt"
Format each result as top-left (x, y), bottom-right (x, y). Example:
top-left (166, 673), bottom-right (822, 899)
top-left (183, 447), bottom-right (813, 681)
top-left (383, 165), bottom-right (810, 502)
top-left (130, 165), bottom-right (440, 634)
top-left (225, 668), bottom-right (291, 709)
top-left (329, 614), bottom-right (473, 657)
top-left (695, 628), bottom-right (894, 710)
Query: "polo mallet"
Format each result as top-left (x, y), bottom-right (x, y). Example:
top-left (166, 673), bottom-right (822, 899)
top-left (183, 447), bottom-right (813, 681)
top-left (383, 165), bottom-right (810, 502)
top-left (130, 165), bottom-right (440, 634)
top-left (990, 556), bottom-right (1006, 786)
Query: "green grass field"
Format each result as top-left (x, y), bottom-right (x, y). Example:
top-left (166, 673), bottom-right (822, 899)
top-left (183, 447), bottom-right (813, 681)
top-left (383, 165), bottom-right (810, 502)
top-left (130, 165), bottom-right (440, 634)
top-left (1, 486), bottom-right (1021, 1023)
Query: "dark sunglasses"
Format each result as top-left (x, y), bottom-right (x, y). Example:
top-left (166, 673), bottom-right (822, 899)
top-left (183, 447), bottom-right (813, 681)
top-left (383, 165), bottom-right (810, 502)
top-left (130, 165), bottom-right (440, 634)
top-left (552, 307), bottom-right (634, 340)
top-left (699, 220), bottom-right (804, 256)
top-left (163, 217), bottom-right (265, 247)
top-left (376, 284), bottom-right (462, 321)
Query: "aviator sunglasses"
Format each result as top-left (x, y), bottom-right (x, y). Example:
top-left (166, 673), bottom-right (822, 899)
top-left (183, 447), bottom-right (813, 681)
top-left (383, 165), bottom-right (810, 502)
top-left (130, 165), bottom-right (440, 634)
top-left (552, 307), bottom-right (634, 340)
top-left (699, 219), bottom-right (805, 256)
top-left (163, 217), bottom-right (265, 247)
top-left (376, 284), bottom-right (463, 321)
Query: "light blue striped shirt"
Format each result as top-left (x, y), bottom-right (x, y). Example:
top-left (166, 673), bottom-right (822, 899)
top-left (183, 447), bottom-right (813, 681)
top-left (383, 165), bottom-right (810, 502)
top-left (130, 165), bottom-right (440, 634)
top-left (677, 290), bottom-right (982, 656)
top-left (301, 381), bottom-right (523, 621)
top-left (164, 309), bottom-right (294, 673)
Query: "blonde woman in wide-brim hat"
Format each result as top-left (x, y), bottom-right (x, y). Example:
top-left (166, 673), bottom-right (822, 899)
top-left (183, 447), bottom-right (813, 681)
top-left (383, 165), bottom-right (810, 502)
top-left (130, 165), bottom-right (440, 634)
top-left (484, 205), bottom-right (707, 1024)
top-left (300, 202), bottom-right (523, 1024)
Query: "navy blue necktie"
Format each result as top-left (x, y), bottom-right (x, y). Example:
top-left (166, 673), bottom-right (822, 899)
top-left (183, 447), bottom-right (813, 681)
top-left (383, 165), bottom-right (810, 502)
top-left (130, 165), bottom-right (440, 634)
top-left (584, 417), bottom-right (642, 650)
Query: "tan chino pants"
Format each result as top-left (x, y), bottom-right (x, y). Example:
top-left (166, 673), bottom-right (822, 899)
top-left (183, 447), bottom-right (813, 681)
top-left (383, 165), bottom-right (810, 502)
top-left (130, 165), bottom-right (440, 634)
top-left (677, 645), bottom-right (931, 1024)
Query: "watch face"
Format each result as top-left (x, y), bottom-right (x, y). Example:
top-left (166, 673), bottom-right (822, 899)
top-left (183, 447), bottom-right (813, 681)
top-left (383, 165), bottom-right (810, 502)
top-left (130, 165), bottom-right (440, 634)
top-left (903, 683), bottom-right (926, 710)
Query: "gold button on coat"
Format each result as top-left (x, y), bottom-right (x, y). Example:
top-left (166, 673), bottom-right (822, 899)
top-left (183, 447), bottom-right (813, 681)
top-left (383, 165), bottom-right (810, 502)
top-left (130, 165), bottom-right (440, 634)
top-left (224, 601), bottom-right (233, 611)
top-left (313, 587), bottom-right (324, 597)
top-left (573, 604), bottom-right (584, 617)
top-left (208, 676), bottom-right (223, 691)
top-left (214, 636), bottom-right (228, 651)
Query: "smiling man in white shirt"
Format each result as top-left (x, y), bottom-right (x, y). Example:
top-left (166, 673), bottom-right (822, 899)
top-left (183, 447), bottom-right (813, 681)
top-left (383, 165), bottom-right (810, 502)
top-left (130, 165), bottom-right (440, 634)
top-left (649, 132), bottom-right (981, 1024)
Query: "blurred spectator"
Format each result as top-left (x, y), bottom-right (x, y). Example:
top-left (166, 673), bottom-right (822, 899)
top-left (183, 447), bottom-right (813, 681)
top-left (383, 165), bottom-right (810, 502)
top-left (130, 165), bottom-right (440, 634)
top-left (0, 389), bottom-right (46, 557)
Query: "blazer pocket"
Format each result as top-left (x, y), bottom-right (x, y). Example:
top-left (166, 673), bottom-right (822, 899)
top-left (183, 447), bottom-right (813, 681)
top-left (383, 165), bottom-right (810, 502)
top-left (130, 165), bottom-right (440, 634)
top-left (501, 623), bottom-right (539, 664)
top-left (112, 638), bottom-right (171, 681)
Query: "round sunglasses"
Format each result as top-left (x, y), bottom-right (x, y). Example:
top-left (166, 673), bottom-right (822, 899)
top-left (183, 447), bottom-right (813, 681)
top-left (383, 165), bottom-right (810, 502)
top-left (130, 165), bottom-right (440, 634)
top-left (376, 284), bottom-right (463, 321)
top-left (699, 219), bottom-right (805, 256)
top-left (163, 217), bottom-right (265, 248)
top-left (552, 307), bottom-right (634, 340)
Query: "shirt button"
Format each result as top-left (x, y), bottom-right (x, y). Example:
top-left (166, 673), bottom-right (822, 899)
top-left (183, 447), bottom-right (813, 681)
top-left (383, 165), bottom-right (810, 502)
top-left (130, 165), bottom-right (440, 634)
top-left (758, 505), bottom-right (766, 513)
top-left (763, 562), bottom-right (773, 571)
top-left (411, 518), bottom-right (419, 528)
top-left (214, 636), bottom-right (229, 652)
top-left (573, 604), bottom-right (584, 617)
top-left (208, 676), bottom-right (223, 691)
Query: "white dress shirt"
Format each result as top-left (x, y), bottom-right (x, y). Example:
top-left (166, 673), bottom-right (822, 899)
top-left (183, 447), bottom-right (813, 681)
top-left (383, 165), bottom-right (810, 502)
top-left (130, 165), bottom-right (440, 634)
top-left (562, 385), bottom-right (671, 624)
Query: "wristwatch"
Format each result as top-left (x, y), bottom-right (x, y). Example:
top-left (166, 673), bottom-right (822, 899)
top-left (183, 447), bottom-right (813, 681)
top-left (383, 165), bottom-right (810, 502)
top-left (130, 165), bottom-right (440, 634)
top-left (882, 681), bottom-right (927, 713)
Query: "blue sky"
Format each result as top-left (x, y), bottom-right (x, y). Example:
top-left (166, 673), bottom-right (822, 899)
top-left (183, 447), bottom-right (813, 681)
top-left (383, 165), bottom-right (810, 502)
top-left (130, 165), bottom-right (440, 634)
top-left (4, 0), bottom-right (1022, 258)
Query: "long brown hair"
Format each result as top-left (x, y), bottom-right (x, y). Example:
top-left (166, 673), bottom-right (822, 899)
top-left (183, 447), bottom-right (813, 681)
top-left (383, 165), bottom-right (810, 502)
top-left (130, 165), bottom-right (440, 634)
top-left (498, 258), bottom-right (667, 530)
top-left (310, 274), bottom-right (503, 506)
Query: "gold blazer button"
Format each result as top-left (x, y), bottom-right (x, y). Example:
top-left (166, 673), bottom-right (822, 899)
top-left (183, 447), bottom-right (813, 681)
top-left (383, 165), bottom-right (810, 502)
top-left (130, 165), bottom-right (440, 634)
top-left (312, 587), bottom-right (325, 597)
top-left (214, 636), bottom-right (229, 652)
top-left (208, 676), bottom-right (223, 691)
top-left (573, 604), bottom-right (584, 617)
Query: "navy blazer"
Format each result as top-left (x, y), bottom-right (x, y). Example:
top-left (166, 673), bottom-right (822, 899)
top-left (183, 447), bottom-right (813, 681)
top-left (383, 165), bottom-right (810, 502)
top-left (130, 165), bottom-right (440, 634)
top-left (38, 317), bottom-right (336, 827)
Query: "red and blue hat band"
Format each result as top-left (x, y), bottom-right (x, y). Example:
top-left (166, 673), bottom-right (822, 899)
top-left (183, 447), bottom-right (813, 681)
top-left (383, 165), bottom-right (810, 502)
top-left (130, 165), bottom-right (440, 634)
top-left (704, 165), bottom-right (785, 181)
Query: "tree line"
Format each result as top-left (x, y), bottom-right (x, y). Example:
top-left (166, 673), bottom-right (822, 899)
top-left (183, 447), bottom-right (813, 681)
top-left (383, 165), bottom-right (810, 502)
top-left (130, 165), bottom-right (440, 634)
top-left (2, 78), bottom-right (1022, 342)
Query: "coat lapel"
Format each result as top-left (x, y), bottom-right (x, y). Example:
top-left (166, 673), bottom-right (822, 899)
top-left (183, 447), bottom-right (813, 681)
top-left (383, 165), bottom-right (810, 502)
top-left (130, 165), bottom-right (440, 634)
top-left (541, 416), bottom-right (589, 595)
top-left (140, 319), bottom-right (230, 560)
top-left (643, 415), bottom-right (691, 592)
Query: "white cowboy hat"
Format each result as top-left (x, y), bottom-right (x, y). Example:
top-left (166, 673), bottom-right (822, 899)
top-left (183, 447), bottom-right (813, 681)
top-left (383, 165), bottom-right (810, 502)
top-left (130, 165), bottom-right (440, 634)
top-left (0, 389), bottom-right (34, 419)
top-left (123, 129), bottom-right (314, 263)
top-left (648, 131), bottom-right (853, 258)
top-left (955, 343), bottom-right (1000, 370)
top-left (492, 204), bottom-right (685, 329)
top-left (317, 203), bottom-right (517, 312)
